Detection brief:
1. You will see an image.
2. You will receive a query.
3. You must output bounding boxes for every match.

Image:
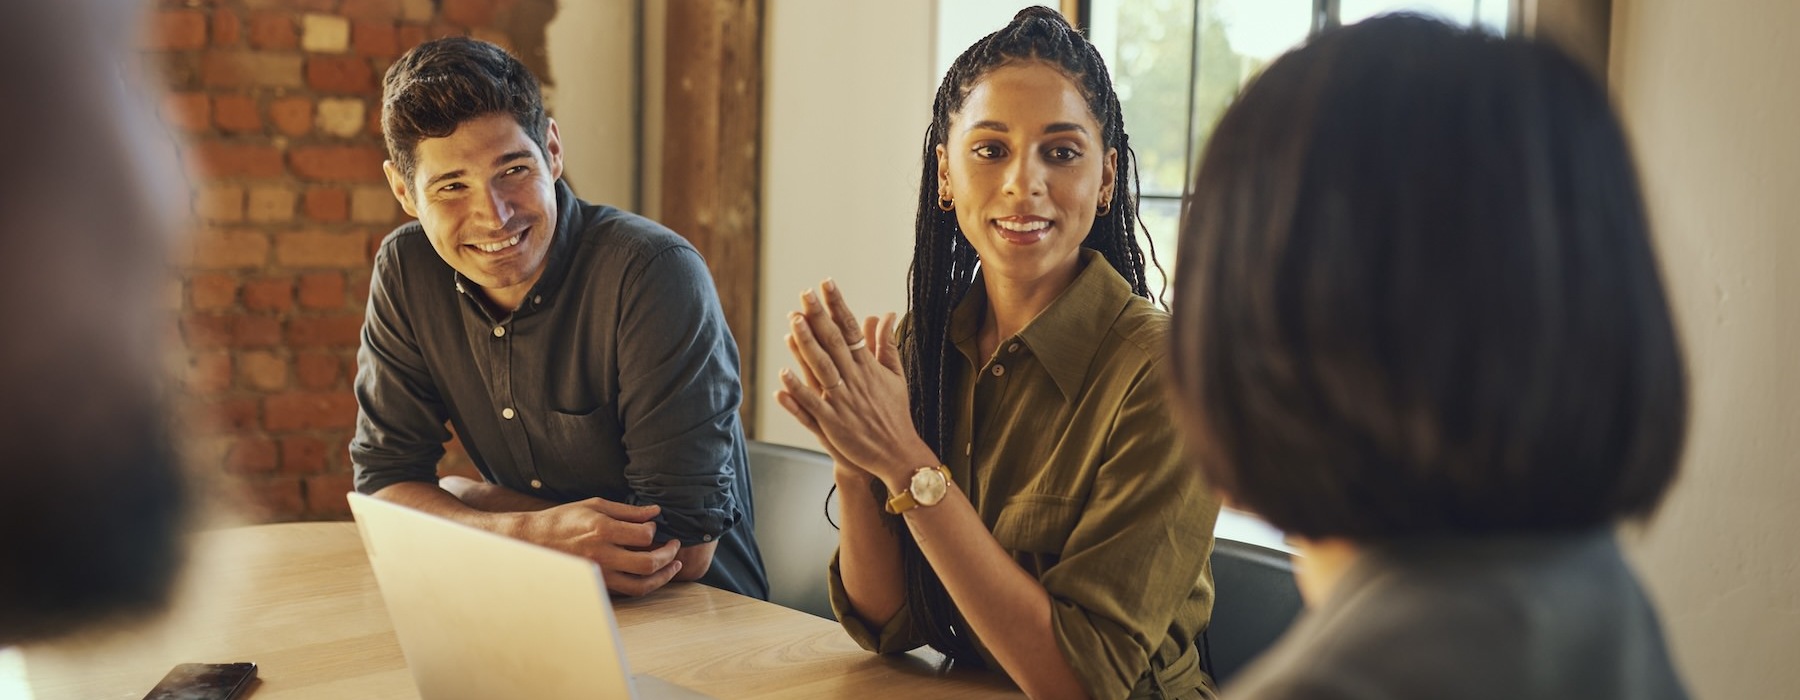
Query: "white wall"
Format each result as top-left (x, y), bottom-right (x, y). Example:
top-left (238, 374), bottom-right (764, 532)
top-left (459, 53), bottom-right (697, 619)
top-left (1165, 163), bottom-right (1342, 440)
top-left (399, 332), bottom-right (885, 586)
top-left (755, 0), bottom-right (941, 446)
top-left (936, 1), bottom-right (1055, 78)
top-left (1610, 1), bottom-right (1800, 697)
top-left (545, 1), bottom-right (638, 208)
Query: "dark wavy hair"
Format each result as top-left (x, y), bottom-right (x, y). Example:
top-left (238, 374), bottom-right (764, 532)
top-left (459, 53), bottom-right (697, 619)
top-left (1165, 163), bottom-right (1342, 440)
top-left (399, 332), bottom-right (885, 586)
top-left (892, 5), bottom-right (1159, 664)
top-left (380, 36), bottom-right (549, 190)
top-left (1171, 14), bottom-right (1687, 540)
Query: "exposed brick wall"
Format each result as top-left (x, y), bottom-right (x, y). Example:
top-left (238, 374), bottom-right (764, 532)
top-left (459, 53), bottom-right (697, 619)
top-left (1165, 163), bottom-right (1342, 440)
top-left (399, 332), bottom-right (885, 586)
top-left (146, 0), bottom-right (554, 521)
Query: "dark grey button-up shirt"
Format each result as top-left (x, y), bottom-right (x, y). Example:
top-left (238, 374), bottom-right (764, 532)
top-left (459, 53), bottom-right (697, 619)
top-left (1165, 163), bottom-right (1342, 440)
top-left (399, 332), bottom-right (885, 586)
top-left (351, 180), bottom-right (766, 598)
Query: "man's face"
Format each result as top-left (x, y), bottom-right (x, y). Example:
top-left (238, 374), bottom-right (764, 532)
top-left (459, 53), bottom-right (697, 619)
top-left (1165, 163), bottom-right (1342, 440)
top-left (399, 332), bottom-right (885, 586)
top-left (385, 113), bottom-right (564, 310)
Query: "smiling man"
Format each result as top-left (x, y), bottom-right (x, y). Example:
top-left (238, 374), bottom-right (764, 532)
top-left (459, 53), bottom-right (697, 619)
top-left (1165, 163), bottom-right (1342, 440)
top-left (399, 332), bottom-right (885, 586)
top-left (352, 37), bottom-right (766, 599)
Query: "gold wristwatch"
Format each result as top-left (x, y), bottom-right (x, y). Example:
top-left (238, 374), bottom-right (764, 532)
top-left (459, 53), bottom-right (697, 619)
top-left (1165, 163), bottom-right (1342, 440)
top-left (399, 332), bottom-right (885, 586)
top-left (885, 465), bottom-right (952, 514)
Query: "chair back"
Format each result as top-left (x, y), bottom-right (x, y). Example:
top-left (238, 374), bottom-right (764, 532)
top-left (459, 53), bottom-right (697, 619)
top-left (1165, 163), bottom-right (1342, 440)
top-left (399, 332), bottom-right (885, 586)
top-left (745, 440), bottom-right (840, 619)
top-left (1201, 537), bottom-right (1304, 686)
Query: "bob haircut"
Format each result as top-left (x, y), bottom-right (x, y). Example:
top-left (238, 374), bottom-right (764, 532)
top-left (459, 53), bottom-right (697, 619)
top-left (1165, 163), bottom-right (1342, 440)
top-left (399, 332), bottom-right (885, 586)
top-left (1170, 14), bottom-right (1688, 541)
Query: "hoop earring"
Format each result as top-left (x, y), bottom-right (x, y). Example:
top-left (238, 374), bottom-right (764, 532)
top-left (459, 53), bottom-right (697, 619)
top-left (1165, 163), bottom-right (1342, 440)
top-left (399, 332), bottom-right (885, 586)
top-left (1096, 199), bottom-right (1112, 217)
top-left (938, 197), bottom-right (955, 212)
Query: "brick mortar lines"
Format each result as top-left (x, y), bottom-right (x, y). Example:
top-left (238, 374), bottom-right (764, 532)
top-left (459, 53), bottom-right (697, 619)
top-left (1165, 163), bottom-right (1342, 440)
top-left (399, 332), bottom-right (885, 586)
top-left (146, 0), bottom-right (550, 520)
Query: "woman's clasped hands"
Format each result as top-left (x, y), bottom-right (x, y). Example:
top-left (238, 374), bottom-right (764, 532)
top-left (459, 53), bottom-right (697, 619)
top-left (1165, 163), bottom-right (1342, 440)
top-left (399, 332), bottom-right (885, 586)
top-left (776, 280), bottom-right (934, 486)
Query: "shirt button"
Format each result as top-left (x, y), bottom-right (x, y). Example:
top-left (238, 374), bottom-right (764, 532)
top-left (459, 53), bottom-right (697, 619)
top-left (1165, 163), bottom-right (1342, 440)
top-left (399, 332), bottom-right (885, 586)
top-left (1008, 342), bottom-right (1021, 353)
top-left (502, 407), bottom-right (515, 420)
top-left (529, 479), bottom-right (543, 489)
top-left (533, 295), bottom-right (543, 305)
top-left (991, 365), bottom-right (1005, 376)
top-left (493, 326), bottom-right (506, 338)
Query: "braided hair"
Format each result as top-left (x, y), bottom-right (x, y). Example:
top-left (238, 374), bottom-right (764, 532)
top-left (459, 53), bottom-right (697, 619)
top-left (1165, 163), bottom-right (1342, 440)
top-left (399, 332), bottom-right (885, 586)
top-left (893, 6), bottom-right (1161, 665)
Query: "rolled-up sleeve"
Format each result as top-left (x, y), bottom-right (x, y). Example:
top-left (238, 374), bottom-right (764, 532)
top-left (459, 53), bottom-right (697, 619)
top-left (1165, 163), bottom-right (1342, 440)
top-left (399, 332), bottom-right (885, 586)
top-left (1044, 361), bottom-right (1219, 700)
top-left (614, 245), bottom-right (744, 545)
top-left (826, 549), bottom-right (927, 654)
top-left (351, 241), bottom-right (451, 495)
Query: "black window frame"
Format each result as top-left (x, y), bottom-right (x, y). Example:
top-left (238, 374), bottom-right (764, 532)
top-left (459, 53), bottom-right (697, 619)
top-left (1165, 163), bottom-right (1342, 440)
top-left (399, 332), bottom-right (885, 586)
top-left (1077, 0), bottom-right (1521, 217)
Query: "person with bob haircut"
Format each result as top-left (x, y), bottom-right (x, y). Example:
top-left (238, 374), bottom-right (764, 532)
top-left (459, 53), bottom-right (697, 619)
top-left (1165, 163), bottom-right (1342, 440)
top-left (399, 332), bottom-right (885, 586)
top-left (779, 7), bottom-right (1219, 699)
top-left (1169, 14), bottom-right (1690, 699)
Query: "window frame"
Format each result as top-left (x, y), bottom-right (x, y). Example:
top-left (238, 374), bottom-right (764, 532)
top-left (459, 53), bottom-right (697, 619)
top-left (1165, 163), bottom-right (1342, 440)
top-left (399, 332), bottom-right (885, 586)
top-left (1073, 0), bottom-right (1527, 290)
top-left (1082, 0), bottom-right (1523, 201)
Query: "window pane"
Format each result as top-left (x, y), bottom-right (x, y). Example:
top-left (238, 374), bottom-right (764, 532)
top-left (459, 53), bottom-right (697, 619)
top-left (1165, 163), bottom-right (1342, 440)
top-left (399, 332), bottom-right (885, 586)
top-left (1090, 0), bottom-right (1197, 198)
top-left (1190, 0), bottom-right (1312, 182)
top-left (1474, 0), bottom-right (1511, 34)
top-left (1207, 0), bottom-right (1313, 63)
top-left (1137, 196), bottom-right (1182, 301)
top-left (1093, 0), bottom-right (1312, 199)
top-left (1340, 0), bottom-right (1480, 27)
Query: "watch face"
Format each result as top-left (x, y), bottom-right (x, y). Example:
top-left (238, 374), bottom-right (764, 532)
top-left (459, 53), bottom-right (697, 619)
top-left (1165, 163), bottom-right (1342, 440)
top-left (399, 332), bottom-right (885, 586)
top-left (911, 467), bottom-right (948, 506)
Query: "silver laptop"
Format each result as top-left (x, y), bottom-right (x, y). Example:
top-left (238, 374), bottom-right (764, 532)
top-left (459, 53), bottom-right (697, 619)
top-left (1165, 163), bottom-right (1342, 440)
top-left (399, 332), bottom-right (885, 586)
top-left (347, 492), bottom-right (713, 700)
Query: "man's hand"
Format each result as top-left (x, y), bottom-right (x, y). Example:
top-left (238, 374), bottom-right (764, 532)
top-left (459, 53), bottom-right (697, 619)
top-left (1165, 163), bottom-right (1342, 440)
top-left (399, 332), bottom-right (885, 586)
top-left (519, 498), bottom-right (684, 597)
top-left (373, 481), bottom-right (694, 598)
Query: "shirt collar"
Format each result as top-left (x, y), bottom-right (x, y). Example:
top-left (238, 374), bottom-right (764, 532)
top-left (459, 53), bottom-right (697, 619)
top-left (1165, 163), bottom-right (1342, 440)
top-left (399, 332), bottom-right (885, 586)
top-left (453, 179), bottom-right (583, 314)
top-left (949, 249), bottom-right (1138, 402)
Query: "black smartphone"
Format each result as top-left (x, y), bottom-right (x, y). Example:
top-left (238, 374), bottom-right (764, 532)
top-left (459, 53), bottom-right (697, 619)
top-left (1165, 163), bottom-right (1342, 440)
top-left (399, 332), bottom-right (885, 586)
top-left (142, 662), bottom-right (257, 700)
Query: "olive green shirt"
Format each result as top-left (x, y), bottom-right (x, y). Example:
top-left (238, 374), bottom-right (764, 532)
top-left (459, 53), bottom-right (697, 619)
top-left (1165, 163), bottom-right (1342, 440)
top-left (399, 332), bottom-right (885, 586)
top-left (828, 251), bottom-right (1220, 699)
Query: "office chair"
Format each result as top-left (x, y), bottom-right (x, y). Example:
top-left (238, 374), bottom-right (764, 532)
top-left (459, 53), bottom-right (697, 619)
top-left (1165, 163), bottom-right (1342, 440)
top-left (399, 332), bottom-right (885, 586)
top-left (1200, 537), bottom-right (1305, 686)
top-left (745, 440), bottom-right (840, 620)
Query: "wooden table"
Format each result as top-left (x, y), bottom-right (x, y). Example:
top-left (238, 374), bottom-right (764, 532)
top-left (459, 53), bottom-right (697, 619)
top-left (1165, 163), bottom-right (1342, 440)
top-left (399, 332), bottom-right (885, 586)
top-left (15, 522), bottom-right (1020, 699)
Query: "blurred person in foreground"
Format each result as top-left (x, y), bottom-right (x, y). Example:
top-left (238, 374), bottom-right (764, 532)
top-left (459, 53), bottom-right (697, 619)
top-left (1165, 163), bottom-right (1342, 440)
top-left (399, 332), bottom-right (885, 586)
top-left (1170, 14), bottom-right (1689, 699)
top-left (0, 0), bottom-right (190, 646)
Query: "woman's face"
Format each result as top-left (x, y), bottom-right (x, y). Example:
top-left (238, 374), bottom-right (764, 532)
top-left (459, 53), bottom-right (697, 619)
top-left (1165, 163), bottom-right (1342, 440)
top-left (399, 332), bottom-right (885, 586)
top-left (937, 61), bottom-right (1116, 291)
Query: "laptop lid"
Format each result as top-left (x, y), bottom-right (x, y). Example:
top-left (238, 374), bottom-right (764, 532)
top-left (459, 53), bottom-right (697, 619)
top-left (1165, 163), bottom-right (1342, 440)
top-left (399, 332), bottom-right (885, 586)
top-left (348, 492), bottom-right (639, 700)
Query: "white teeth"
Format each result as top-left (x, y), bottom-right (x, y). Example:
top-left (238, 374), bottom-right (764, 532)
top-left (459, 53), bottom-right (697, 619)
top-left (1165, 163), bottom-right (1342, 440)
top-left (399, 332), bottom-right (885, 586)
top-left (473, 234), bottom-right (522, 253)
top-left (995, 219), bottom-right (1050, 233)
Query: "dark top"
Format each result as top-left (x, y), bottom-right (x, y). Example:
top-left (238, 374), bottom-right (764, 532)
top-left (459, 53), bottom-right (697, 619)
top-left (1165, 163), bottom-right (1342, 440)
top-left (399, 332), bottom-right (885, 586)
top-left (350, 180), bottom-right (767, 599)
top-left (1228, 530), bottom-right (1688, 700)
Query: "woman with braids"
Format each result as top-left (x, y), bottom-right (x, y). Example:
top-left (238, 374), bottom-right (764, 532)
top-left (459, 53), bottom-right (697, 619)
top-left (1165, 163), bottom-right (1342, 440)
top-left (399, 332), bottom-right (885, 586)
top-left (775, 8), bottom-right (1218, 700)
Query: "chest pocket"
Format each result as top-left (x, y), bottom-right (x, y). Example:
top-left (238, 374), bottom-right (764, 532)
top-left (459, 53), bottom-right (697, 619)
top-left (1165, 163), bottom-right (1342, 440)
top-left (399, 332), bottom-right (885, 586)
top-left (538, 405), bottom-right (630, 498)
top-left (991, 494), bottom-right (1082, 555)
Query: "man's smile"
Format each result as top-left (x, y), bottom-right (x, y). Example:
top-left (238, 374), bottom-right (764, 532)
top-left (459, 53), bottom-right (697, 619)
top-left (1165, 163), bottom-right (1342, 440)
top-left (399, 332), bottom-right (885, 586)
top-left (469, 228), bottom-right (528, 254)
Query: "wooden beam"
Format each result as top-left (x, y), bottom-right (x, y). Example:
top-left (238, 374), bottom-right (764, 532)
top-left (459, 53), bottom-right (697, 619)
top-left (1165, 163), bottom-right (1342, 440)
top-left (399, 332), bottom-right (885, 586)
top-left (1524, 0), bottom-right (1613, 79)
top-left (661, 0), bottom-right (764, 433)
